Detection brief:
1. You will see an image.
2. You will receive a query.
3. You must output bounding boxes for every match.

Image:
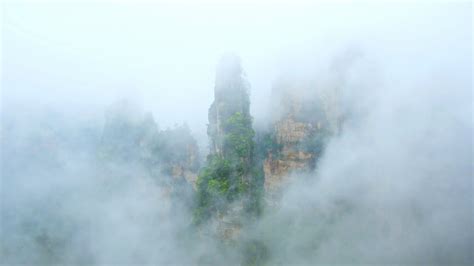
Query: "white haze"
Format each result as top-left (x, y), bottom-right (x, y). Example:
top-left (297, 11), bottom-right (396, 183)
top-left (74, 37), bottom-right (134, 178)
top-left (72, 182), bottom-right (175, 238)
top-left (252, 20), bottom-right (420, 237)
top-left (1, 1), bottom-right (472, 265)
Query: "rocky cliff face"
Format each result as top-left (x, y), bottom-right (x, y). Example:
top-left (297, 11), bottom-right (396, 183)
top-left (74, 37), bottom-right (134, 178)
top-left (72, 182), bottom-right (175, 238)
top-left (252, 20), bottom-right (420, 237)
top-left (262, 83), bottom-right (341, 205)
top-left (264, 117), bottom-right (315, 195)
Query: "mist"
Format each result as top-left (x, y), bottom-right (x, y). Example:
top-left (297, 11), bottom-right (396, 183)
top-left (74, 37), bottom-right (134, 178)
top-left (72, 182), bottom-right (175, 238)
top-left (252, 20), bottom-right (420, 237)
top-left (1, 1), bottom-right (472, 265)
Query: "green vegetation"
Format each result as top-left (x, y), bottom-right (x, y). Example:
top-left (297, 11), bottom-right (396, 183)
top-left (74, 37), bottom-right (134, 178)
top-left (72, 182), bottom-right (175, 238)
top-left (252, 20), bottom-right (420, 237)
top-left (255, 131), bottom-right (283, 161)
top-left (194, 112), bottom-right (263, 225)
top-left (194, 156), bottom-right (231, 224)
top-left (223, 112), bottom-right (255, 158)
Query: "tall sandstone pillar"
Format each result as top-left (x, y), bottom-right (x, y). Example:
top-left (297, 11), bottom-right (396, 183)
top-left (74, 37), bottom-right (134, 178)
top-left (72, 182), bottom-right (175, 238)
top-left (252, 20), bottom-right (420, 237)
top-left (195, 54), bottom-right (262, 240)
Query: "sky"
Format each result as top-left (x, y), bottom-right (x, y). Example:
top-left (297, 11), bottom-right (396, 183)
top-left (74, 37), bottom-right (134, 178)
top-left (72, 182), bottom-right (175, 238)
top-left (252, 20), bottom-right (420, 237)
top-left (2, 2), bottom-right (471, 139)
